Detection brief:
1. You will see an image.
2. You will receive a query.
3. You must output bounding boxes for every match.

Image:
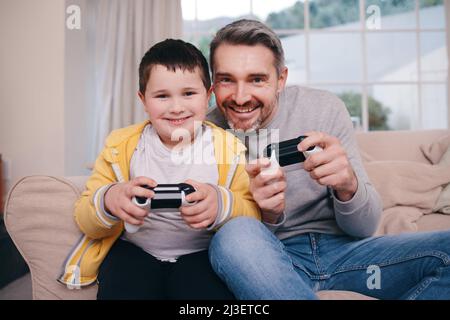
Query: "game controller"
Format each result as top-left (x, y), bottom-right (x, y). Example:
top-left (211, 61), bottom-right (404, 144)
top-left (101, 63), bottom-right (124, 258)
top-left (264, 135), bottom-right (323, 167)
top-left (125, 183), bottom-right (197, 233)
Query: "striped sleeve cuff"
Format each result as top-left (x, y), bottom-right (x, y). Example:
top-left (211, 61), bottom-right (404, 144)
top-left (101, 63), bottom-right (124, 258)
top-left (207, 184), bottom-right (233, 231)
top-left (92, 183), bottom-right (120, 228)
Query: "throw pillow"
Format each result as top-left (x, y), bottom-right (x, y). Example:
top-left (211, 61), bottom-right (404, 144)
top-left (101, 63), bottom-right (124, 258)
top-left (365, 161), bottom-right (450, 213)
top-left (433, 145), bottom-right (450, 214)
top-left (420, 134), bottom-right (450, 165)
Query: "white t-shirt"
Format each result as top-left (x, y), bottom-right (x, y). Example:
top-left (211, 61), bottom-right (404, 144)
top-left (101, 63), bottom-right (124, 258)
top-left (122, 124), bottom-right (219, 262)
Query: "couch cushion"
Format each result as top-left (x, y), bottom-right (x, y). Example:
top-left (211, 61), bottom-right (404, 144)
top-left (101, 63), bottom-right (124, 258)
top-left (316, 290), bottom-right (376, 300)
top-left (356, 130), bottom-right (449, 163)
top-left (4, 176), bottom-right (97, 300)
top-left (416, 213), bottom-right (450, 232)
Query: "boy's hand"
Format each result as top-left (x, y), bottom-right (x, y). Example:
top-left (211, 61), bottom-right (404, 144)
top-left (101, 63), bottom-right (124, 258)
top-left (180, 179), bottom-right (218, 229)
top-left (104, 176), bottom-right (156, 227)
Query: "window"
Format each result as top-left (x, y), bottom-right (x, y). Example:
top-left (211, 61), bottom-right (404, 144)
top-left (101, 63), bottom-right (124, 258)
top-left (182, 0), bottom-right (448, 131)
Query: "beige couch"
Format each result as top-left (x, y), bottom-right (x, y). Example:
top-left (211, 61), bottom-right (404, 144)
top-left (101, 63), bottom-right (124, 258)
top-left (4, 129), bottom-right (450, 300)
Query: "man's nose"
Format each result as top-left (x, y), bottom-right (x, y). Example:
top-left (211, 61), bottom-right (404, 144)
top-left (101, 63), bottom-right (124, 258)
top-left (233, 82), bottom-right (251, 106)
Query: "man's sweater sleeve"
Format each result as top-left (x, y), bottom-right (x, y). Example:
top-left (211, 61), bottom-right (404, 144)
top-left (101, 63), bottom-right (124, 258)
top-left (328, 96), bottom-right (383, 238)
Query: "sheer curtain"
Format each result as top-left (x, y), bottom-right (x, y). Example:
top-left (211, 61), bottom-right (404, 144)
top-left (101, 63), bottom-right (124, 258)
top-left (90, 0), bottom-right (182, 156)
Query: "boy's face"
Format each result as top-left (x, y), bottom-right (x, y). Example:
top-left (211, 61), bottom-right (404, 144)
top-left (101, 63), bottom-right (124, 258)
top-left (139, 65), bottom-right (211, 148)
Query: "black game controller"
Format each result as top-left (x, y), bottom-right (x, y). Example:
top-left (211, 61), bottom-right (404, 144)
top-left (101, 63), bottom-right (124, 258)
top-left (125, 183), bottom-right (197, 233)
top-left (264, 136), bottom-right (323, 167)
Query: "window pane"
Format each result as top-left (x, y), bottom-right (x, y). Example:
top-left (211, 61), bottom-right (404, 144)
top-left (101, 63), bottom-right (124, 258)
top-left (309, 85), bottom-right (364, 130)
top-left (310, 33), bottom-right (362, 82)
top-left (184, 33), bottom-right (215, 62)
top-left (365, 0), bottom-right (416, 29)
top-left (421, 84), bottom-right (448, 129)
top-left (182, 0), bottom-right (252, 20)
top-left (254, 0), bottom-right (303, 29)
top-left (282, 32), bottom-right (306, 84)
top-left (420, 31), bottom-right (448, 82)
top-left (420, 0), bottom-right (445, 29)
top-left (182, 0), bottom-right (197, 21)
top-left (369, 85), bottom-right (418, 130)
top-left (367, 33), bottom-right (417, 82)
top-left (309, 0), bottom-right (360, 29)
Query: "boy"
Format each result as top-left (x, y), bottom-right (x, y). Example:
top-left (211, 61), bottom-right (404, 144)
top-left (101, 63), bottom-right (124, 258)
top-left (59, 39), bottom-right (260, 299)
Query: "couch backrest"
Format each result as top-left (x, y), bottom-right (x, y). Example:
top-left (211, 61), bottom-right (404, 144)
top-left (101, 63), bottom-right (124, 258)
top-left (356, 129), bottom-right (449, 163)
top-left (4, 176), bottom-right (97, 300)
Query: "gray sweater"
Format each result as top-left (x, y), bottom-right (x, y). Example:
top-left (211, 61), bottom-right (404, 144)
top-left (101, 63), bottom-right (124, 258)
top-left (207, 85), bottom-right (382, 240)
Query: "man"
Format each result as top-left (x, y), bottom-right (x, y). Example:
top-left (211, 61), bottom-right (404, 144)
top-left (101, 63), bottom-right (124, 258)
top-left (207, 19), bottom-right (450, 300)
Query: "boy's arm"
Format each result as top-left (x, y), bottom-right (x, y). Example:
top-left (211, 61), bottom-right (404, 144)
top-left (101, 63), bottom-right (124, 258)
top-left (74, 148), bottom-right (122, 239)
top-left (229, 162), bottom-right (261, 220)
top-left (208, 161), bottom-right (261, 231)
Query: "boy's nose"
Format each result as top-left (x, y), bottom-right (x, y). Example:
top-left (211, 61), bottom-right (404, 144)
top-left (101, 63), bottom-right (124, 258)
top-left (169, 100), bottom-right (185, 113)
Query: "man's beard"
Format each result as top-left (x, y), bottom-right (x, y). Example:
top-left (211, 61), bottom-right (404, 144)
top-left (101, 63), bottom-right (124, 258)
top-left (227, 118), bottom-right (262, 133)
top-left (222, 97), bottom-right (278, 133)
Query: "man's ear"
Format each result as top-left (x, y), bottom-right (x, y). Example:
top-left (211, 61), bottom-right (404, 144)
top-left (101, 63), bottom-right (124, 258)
top-left (277, 67), bottom-right (288, 93)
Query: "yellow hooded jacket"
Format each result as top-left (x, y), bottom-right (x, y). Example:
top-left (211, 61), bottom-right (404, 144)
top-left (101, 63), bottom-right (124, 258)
top-left (58, 120), bottom-right (260, 288)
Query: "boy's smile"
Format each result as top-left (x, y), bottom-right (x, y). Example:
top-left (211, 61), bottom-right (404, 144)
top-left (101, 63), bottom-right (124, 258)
top-left (139, 65), bottom-right (211, 148)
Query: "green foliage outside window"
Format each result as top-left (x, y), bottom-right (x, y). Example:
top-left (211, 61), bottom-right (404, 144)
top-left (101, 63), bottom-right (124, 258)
top-left (339, 92), bottom-right (392, 130)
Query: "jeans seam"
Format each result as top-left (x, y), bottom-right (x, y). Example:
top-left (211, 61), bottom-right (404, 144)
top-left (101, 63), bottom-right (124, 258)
top-left (279, 238), bottom-right (315, 279)
top-left (309, 234), bottom-right (325, 276)
top-left (406, 266), bottom-right (443, 300)
top-left (333, 250), bottom-right (450, 274)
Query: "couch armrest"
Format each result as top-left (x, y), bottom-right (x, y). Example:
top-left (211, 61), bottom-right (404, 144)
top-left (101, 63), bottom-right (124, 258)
top-left (4, 175), bottom-right (96, 300)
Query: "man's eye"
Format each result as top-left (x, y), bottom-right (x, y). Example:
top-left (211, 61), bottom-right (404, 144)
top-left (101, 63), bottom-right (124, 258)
top-left (219, 78), bottom-right (231, 84)
top-left (253, 77), bottom-right (264, 84)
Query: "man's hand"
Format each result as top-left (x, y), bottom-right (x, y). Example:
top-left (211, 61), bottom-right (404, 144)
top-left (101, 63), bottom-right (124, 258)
top-left (299, 131), bottom-right (358, 202)
top-left (180, 180), bottom-right (218, 229)
top-left (104, 176), bottom-right (156, 227)
top-left (245, 158), bottom-right (287, 224)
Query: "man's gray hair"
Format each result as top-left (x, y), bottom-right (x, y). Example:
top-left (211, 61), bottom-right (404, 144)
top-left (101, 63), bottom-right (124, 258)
top-left (210, 19), bottom-right (285, 76)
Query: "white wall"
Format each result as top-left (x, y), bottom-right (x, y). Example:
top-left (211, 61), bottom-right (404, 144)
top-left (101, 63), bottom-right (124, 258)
top-left (0, 0), bottom-right (66, 193)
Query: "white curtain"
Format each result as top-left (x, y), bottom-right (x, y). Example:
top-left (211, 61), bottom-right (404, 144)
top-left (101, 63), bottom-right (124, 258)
top-left (91, 0), bottom-right (182, 155)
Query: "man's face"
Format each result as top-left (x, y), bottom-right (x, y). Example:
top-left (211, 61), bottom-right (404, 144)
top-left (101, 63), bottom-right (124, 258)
top-left (213, 44), bottom-right (287, 132)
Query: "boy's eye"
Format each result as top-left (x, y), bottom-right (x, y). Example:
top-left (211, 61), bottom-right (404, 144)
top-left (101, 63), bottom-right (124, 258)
top-left (156, 94), bottom-right (168, 99)
top-left (184, 91), bottom-right (195, 96)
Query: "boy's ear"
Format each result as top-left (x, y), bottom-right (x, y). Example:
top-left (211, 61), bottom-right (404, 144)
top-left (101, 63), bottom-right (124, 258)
top-left (138, 91), bottom-right (145, 104)
top-left (207, 86), bottom-right (213, 97)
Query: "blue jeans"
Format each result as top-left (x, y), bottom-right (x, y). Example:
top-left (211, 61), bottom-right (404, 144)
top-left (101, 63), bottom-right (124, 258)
top-left (209, 217), bottom-right (450, 300)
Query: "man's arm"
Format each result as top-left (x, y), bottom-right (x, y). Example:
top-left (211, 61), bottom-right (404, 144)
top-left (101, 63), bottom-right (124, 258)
top-left (299, 97), bottom-right (383, 238)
